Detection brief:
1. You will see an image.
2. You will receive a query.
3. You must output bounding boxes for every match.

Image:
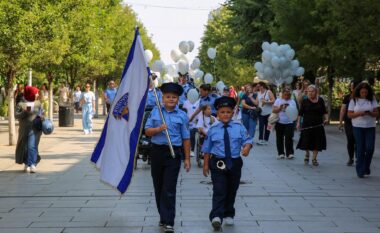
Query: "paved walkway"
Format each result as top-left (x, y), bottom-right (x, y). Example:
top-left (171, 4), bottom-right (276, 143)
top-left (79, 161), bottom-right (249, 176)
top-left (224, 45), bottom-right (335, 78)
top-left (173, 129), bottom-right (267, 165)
top-left (0, 115), bottom-right (380, 233)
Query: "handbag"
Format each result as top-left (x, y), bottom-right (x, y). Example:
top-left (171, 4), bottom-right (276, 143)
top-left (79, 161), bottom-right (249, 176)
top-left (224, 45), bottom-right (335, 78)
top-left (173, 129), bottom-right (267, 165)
top-left (33, 116), bottom-right (43, 131)
top-left (248, 107), bottom-right (261, 120)
top-left (268, 112), bottom-right (279, 124)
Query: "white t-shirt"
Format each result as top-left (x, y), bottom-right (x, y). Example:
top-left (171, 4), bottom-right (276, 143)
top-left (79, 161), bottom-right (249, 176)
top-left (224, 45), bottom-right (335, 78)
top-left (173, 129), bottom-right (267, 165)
top-left (73, 91), bottom-right (82, 103)
top-left (273, 98), bottom-right (297, 124)
top-left (258, 90), bottom-right (273, 116)
top-left (348, 98), bottom-right (378, 128)
top-left (183, 99), bottom-right (200, 129)
top-left (196, 114), bottom-right (217, 134)
top-left (81, 91), bottom-right (95, 104)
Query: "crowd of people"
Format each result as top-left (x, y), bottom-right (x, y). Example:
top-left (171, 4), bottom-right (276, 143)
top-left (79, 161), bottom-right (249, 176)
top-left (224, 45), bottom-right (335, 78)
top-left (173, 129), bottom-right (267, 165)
top-left (10, 74), bottom-right (378, 232)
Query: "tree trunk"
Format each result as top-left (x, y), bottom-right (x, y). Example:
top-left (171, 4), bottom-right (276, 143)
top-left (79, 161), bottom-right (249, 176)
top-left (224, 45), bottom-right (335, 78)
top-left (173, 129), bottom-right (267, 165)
top-left (327, 66), bottom-right (334, 122)
top-left (7, 86), bottom-right (16, 145)
top-left (47, 72), bottom-right (54, 120)
top-left (6, 68), bottom-right (16, 145)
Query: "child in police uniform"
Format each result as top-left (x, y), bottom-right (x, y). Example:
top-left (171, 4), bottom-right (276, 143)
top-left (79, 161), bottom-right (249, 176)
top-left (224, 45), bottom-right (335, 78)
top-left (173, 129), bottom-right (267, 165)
top-left (202, 96), bottom-right (253, 231)
top-left (144, 82), bottom-right (191, 233)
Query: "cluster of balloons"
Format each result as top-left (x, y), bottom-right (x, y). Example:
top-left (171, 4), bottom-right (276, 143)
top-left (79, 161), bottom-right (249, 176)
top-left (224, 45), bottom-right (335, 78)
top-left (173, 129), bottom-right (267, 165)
top-left (254, 42), bottom-right (305, 85)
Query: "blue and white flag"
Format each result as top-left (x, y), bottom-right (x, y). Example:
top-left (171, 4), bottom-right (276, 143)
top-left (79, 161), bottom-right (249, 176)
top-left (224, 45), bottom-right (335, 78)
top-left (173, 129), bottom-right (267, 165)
top-left (91, 28), bottom-right (150, 194)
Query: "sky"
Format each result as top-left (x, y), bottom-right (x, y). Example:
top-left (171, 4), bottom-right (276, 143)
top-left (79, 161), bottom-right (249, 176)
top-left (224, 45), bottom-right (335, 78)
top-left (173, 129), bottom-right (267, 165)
top-left (123, 0), bottom-right (226, 65)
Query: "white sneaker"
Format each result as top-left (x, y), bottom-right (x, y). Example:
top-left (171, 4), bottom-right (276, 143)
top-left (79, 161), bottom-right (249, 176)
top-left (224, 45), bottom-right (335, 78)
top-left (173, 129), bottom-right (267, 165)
top-left (89, 129), bottom-right (93, 134)
top-left (277, 154), bottom-right (285, 160)
top-left (84, 130), bottom-right (89, 135)
top-left (30, 165), bottom-right (37, 173)
top-left (211, 217), bottom-right (222, 231)
top-left (263, 140), bottom-right (269, 145)
top-left (163, 225), bottom-right (174, 233)
top-left (190, 151), bottom-right (195, 157)
top-left (257, 140), bottom-right (264, 145)
top-left (24, 165), bottom-right (30, 173)
top-left (287, 154), bottom-right (294, 159)
top-left (224, 217), bottom-right (234, 226)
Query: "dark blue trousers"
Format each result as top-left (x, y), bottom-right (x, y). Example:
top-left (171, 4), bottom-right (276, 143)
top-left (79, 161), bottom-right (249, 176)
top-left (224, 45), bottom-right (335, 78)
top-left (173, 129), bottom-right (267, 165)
top-left (151, 144), bottom-right (181, 226)
top-left (259, 114), bottom-right (270, 141)
top-left (352, 127), bottom-right (376, 177)
top-left (209, 157), bottom-right (243, 222)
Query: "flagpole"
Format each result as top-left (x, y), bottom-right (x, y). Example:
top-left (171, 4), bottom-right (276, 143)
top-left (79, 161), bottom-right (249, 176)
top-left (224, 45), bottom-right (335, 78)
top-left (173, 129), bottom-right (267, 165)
top-left (149, 74), bottom-right (176, 158)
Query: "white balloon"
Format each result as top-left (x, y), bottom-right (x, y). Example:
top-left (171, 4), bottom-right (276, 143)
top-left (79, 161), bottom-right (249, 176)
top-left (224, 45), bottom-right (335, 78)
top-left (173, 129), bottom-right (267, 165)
top-left (207, 48), bottom-right (216, 59)
top-left (270, 42), bottom-right (279, 52)
top-left (271, 56), bottom-right (281, 68)
top-left (261, 41), bottom-right (271, 51)
top-left (204, 73), bottom-right (213, 84)
top-left (295, 67), bottom-right (305, 76)
top-left (191, 58), bottom-right (201, 69)
top-left (166, 64), bottom-right (178, 77)
top-left (194, 69), bottom-right (204, 80)
top-left (187, 41), bottom-right (195, 52)
top-left (264, 67), bottom-right (273, 78)
top-left (291, 60), bottom-right (300, 70)
top-left (284, 76), bottom-right (293, 84)
top-left (279, 57), bottom-right (287, 68)
top-left (254, 62), bottom-right (264, 73)
top-left (152, 60), bottom-right (164, 72)
top-left (285, 105), bottom-right (298, 121)
top-left (187, 88), bottom-right (199, 104)
top-left (285, 49), bottom-right (295, 60)
top-left (170, 49), bottom-right (182, 62)
top-left (177, 59), bottom-right (189, 75)
top-left (179, 41), bottom-right (190, 54)
top-left (257, 72), bottom-right (264, 79)
top-left (283, 44), bottom-right (291, 51)
top-left (262, 50), bottom-right (273, 62)
top-left (216, 81), bottom-right (225, 92)
top-left (144, 50), bottom-right (153, 63)
top-left (163, 74), bottom-right (173, 83)
top-left (282, 69), bottom-right (292, 77)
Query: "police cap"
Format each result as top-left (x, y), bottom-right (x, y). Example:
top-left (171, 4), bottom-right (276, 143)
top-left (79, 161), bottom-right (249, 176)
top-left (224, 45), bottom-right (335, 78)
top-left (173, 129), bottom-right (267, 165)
top-left (160, 82), bottom-right (184, 96)
top-left (214, 96), bottom-right (236, 110)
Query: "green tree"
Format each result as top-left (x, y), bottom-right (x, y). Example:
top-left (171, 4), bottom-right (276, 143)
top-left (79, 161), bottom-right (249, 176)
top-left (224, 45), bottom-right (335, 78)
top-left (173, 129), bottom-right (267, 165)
top-left (227, 0), bottom-right (274, 62)
top-left (0, 0), bottom-right (35, 145)
top-left (198, 6), bottom-right (254, 88)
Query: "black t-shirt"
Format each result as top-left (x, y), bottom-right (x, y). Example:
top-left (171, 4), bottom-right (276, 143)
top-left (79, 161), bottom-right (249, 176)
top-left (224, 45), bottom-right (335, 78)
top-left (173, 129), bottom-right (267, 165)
top-left (342, 93), bottom-right (352, 124)
top-left (299, 97), bottom-right (327, 127)
top-left (241, 93), bottom-right (258, 114)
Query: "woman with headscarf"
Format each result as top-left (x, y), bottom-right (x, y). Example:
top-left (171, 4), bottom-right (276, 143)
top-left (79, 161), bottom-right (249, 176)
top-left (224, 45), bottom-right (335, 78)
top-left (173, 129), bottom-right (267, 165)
top-left (15, 86), bottom-right (43, 173)
top-left (296, 85), bottom-right (328, 166)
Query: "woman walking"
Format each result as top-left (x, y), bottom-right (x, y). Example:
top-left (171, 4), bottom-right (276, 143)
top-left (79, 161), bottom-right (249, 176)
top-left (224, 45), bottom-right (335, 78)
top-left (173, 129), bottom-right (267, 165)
top-left (241, 83), bottom-right (259, 140)
top-left (348, 82), bottom-right (378, 178)
top-left (80, 82), bottom-right (95, 134)
top-left (339, 81), bottom-right (359, 166)
top-left (257, 81), bottom-right (275, 145)
top-left (15, 86), bottom-right (42, 173)
top-left (273, 87), bottom-right (297, 159)
top-left (297, 85), bottom-right (328, 166)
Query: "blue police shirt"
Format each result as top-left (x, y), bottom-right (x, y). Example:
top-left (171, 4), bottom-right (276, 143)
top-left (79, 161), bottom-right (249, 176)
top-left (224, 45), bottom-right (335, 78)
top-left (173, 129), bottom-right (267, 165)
top-left (178, 83), bottom-right (190, 106)
top-left (199, 94), bottom-right (217, 114)
top-left (144, 105), bottom-right (190, 146)
top-left (146, 88), bottom-right (162, 107)
top-left (201, 120), bottom-right (252, 158)
top-left (105, 88), bottom-right (117, 104)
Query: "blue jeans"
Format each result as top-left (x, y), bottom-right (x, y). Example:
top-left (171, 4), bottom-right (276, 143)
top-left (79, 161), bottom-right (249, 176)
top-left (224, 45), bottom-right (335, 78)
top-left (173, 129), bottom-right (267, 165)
top-left (258, 114), bottom-right (270, 141)
top-left (82, 103), bottom-right (93, 131)
top-left (242, 113), bottom-right (257, 140)
top-left (352, 127), bottom-right (376, 177)
top-left (27, 130), bottom-right (38, 166)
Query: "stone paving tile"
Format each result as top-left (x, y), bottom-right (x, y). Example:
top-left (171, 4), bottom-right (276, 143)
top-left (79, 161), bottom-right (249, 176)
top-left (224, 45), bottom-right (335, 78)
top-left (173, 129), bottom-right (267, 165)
top-left (0, 117), bottom-right (379, 233)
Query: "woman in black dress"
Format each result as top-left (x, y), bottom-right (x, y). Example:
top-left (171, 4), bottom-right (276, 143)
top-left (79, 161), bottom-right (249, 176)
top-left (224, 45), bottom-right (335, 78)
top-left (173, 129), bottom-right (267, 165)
top-left (296, 85), bottom-right (328, 166)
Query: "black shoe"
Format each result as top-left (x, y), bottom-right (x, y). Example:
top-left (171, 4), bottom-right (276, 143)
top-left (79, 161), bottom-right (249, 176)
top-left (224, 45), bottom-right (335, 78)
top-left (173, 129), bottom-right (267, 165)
top-left (346, 159), bottom-right (354, 166)
top-left (211, 217), bottom-right (222, 231)
top-left (164, 225), bottom-right (174, 233)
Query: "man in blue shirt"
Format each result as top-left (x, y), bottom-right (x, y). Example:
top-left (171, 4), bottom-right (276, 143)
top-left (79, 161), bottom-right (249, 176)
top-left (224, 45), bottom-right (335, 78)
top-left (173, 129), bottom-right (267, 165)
top-left (144, 82), bottom-right (191, 233)
top-left (202, 96), bottom-right (253, 231)
top-left (104, 80), bottom-right (117, 114)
